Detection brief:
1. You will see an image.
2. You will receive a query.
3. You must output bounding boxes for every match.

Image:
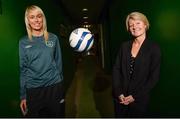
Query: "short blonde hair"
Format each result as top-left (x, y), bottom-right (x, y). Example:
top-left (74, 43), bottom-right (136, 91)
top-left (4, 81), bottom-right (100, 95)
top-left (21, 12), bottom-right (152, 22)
top-left (25, 5), bottom-right (48, 41)
top-left (126, 12), bottom-right (150, 31)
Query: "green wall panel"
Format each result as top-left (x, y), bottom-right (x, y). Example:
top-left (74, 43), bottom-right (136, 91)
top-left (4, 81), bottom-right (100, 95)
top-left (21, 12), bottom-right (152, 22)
top-left (0, 0), bottom-right (26, 117)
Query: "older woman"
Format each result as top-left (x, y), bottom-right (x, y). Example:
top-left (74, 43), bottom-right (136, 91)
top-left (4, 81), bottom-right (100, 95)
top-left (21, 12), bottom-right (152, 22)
top-left (112, 12), bottom-right (161, 117)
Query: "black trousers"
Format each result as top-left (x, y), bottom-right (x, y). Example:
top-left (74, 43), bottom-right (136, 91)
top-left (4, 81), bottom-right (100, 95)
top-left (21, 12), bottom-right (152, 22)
top-left (26, 81), bottom-right (65, 118)
top-left (114, 96), bottom-right (149, 118)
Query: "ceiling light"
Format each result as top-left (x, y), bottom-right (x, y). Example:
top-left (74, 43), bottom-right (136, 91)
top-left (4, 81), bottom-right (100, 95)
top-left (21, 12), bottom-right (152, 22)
top-left (83, 16), bottom-right (88, 19)
top-left (82, 8), bottom-right (88, 11)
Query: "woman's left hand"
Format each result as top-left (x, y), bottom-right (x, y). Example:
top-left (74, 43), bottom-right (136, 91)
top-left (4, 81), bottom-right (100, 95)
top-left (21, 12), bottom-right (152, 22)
top-left (121, 95), bottom-right (135, 105)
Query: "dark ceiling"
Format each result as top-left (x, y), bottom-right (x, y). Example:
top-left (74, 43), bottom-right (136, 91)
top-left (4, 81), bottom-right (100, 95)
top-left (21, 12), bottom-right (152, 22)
top-left (57, 0), bottom-right (110, 25)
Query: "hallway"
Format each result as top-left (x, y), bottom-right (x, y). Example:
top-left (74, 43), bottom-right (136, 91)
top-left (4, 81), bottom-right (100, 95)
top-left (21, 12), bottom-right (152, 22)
top-left (65, 54), bottom-right (114, 118)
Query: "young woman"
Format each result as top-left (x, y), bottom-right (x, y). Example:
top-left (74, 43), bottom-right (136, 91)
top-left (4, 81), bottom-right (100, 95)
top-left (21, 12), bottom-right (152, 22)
top-left (19, 5), bottom-right (64, 117)
top-left (112, 12), bottom-right (161, 117)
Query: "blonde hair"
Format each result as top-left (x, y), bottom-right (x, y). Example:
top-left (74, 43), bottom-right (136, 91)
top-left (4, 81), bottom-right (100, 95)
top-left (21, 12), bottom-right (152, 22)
top-left (25, 5), bottom-right (48, 41)
top-left (126, 12), bottom-right (150, 31)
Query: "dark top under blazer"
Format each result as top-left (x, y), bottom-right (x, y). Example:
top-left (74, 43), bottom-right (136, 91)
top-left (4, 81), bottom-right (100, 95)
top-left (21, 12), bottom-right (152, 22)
top-left (112, 38), bottom-right (161, 101)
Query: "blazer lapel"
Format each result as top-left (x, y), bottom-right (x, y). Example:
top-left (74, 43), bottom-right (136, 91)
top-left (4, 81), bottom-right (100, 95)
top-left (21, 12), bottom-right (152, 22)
top-left (133, 38), bottom-right (149, 82)
top-left (135, 38), bottom-right (148, 63)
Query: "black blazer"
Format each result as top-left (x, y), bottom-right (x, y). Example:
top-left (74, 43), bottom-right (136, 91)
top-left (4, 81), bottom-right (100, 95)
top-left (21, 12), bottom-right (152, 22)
top-left (112, 38), bottom-right (161, 101)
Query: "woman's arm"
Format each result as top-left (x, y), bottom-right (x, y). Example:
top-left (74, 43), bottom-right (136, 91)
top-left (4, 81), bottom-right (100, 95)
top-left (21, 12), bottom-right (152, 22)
top-left (112, 46), bottom-right (124, 98)
top-left (19, 41), bottom-right (27, 100)
top-left (54, 35), bottom-right (63, 73)
top-left (135, 44), bottom-right (161, 98)
top-left (19, 40), bottom-right (28, 115)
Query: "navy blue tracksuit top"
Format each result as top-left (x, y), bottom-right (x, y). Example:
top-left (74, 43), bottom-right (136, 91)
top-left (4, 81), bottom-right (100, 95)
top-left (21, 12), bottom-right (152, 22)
top-left (19, 33), bottom-right (63, 100)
